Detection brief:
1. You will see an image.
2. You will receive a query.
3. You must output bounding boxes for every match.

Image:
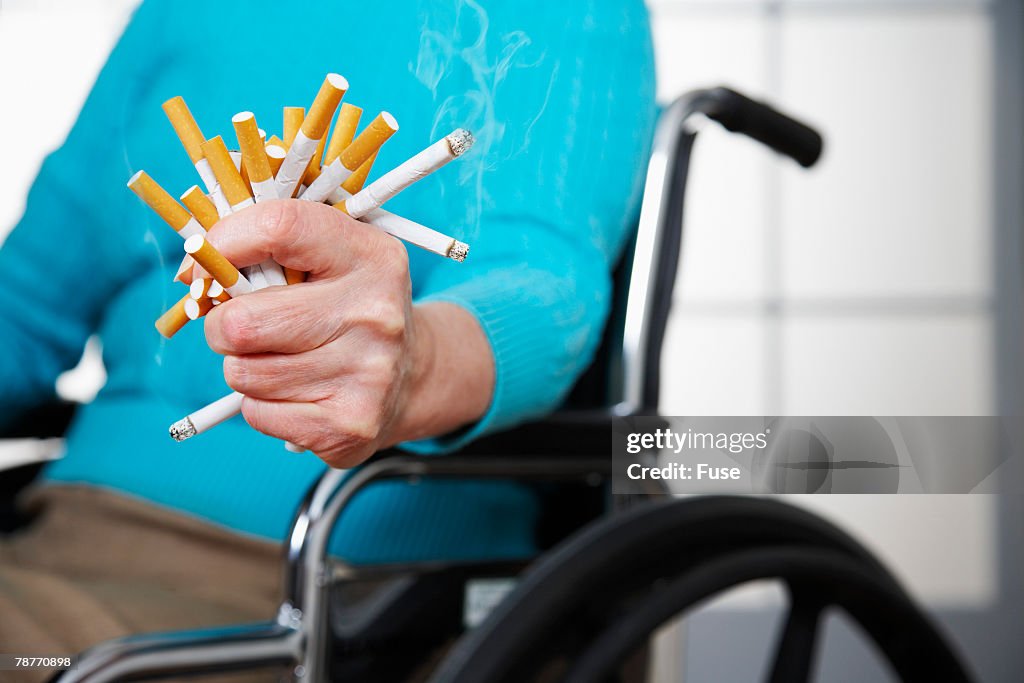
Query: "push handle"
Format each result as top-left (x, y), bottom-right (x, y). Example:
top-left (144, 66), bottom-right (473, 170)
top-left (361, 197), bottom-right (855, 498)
top-left (702, 87), bottom-right (823, 168)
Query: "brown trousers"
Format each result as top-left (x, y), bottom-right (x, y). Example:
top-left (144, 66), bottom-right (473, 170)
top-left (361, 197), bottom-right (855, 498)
top-left (0, 485), bottom-right (283, 683)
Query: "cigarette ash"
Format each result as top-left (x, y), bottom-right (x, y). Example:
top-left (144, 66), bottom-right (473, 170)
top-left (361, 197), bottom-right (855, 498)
top-left (412, 0), bottom-right (558, 237)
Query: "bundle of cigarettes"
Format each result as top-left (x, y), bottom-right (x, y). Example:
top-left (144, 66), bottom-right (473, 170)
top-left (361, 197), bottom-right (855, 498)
top-left (127, 74), bottom-right (475, 447)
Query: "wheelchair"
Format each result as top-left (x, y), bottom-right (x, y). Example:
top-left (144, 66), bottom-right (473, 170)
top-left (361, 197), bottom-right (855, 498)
top-left (0, 87), bottom-right (972, 682)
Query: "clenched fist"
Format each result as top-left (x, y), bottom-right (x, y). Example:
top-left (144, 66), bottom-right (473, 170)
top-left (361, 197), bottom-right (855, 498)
top-left (198, 200), bottom-right (493, 468)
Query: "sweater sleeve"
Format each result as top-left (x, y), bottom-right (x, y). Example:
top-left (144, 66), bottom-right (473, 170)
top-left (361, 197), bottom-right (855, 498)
top-left (0, 0), bottom-right (167, 427)
top-left (403, 1), bottom-right (657, 452)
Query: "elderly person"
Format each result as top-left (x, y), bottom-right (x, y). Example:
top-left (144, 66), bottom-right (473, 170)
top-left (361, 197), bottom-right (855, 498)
top-left (0, 0), bottom-right (656, 678)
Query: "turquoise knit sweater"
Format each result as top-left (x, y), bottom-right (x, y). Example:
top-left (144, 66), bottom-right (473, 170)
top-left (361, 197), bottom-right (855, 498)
top-left (0, 0), bottom-right (656, 563)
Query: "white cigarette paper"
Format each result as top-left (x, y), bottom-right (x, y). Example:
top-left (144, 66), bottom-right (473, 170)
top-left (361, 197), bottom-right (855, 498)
top-left (170, 391), bottom-right (244, 441)
top-left (343, 129), bottom-right (474, 219)
top-left (327, 189), bottom-right (469, 261)
top-left (196, 160), bottom-right (232, 217)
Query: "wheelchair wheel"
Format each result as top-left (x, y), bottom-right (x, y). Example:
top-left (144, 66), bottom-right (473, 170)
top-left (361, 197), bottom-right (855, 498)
top-left (428, 497), bottom-right (971, 683)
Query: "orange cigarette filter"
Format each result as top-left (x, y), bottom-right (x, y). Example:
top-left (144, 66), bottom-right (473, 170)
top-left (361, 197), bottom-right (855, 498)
top-left (190, 278), bottom-right (230, 303)
top-left (301, 74), bottom-right (348, 141)
top-left (233, 112), bottom-right (273, 184)
top-left (324, 103), bottom-right (362, 166)
top-left (185, 296), bottom-right (215, 321)
top-left (340, 150), bottom-right (379, 194)
top-left (302, 132), bottom-right (329, 186)
top-left (201, 136), bottom-right (252, 207)
top-left (266, 145), bottom-right (287, 177)
top-left (265, 135), bottom-right (286, 149)
top-left (184, 236), bottom-right (243, 289)
top-left (240, 162), bottom-right (254, 195)
top-left (340, 112), bottom-right (398, 172)
top-left (180, 186), bottom-right (219, 229)
top-left (161, 96), bottom-right (205, 163)
top-left (128, 171), bottom-right (193, 232)
top-left (284, 268), bottom-right (307, 285)
top-left (155, 293), bottom-right (192, 339)
top-left (283, 108), bottom-right (304, 148)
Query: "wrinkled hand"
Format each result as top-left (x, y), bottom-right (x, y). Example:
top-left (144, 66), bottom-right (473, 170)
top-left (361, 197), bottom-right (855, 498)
top-left (199, 200), bottom-right (487, 468)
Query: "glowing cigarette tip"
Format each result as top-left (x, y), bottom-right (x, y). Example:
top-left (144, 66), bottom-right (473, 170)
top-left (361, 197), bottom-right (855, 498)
top-left (448, 241), bottom-right (470, 263)
top-left (170, 417), bottom-right (197, 442)
top-left (446, 129), bottom-right (474, 157)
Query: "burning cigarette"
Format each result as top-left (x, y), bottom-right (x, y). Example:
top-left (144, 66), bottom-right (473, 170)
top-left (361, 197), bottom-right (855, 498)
top-left (162, 96), bottom-right (231, 217)
top-left (233, 112), bottom-right (279, 202)
top-left (184, 296), bottom-right (214, 321)
top-left (326, 187), bottom-right (468, 261)
top-left (324, 103), bottom-right (362, 166)
top-left (339, 129), bottom-right (473, 218)
top-left (180, 186), bottom-right (220, 230)
top-left (183, 234), bottom-right (252, 297)
top-left (170, 391), bottom-right (244, 442)
top-left (266, 145), bottom-right (286, 177)
top-left (300, 111), bottom-right (398, 203)
top-left (275, 74), bottom-right (348, 199)
top-left (127, 171), bottom-right (205, 239)
top-left (155, 293), bottom-right (193, 339)
top-left (201, 136), bottom-right (254, 212)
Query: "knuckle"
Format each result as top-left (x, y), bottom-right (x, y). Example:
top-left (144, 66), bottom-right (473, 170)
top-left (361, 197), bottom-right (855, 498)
top-left (222, 356), bottom-right (249, 391)
top-left (259, 199), bottom-right (302, 247)
top-left (218, 301), bottom-right (260, 351)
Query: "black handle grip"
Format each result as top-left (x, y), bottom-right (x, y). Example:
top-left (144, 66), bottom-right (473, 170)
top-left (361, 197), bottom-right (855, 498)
top-left (704, 87), bottom-right (823, 168)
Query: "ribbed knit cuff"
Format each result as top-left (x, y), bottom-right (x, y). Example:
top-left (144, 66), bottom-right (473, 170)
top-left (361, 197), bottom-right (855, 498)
top-left (401, 279), bottom-right (558, 454)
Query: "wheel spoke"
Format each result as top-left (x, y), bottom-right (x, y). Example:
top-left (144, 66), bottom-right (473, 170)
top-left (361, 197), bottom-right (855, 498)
top-left (768, 588), bottom-right (823, 683)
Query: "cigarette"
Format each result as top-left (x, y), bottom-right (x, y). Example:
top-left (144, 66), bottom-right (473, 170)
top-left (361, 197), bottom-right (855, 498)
top-left (201, 136), bottom-right (254, 212)
top-left (190, 277), bottom-right (230, 302)
top-left (324, 103), bottom-right (362, 166)
top-left (276, 74), bottom-right (348, 199)
top-left (302, 131), bottom-right (329, 186)
top-left (340, 150), bottom-right (378, 194)
top-left (266, 135), bottom-right (286, 149)
top-left (266, 145), bottom-right (286, 177)
top-left (184, 296), bottom-right (214, 320)
top-left (284, 268), bottom-right (306, 285)
top-left (162, 96), bottom-right (231, 217)
top-left (127, 171), bottom-right (205, 239)
top-left (183, 234), bottom-right (253, 297)
top-left (175, 255), bottom-right (195, 284)
top-left (155, 293), bottom-right (193, 339)
top-left (283, 107), bottom-right (305, 149)
top-left (339, 129), bottom-right (473, 218)
top-left (300, 111), bottom-right (398, 203)
top-left (170, 391), bottom-right (244, 442)
top-left (233, 112), bottom-right (279, 202)
top-left (326, 187), bottom-right (468, 261)
top-left (180, 185), bottom-right (220, 230)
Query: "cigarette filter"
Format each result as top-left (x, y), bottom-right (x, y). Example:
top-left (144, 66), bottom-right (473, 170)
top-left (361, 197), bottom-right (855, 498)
top-left (324, 103), bottom-right (362, 166)
top-left (266, 145), bottom-right (287, 177)
top-left (341, 129), bottom-right (474, 218)
top-left (155, 293), bottom-right (192, 339)
top-left (284, 268), bottom-right (306, 285)
top-left (161, 96), bottom-right (231, 217)
top-left (275, 74), bottom-right (348, 199)
top-left (183, 234), bottom-right (253, 297)
top-left (266, 135), bottom-right (286, 149)
top-left (300, 111), bottom-right (398, 203)
top-left (340, 150), bottom-right (377, 194)
top-left (169, 391), bottom-right (244, 441)
top-left (184, 296), bottom-right (214, 320)
top-left (190, 277), bottom-right (230, 302)
top-left (180, 186), bottom-right (220, 229)
top-left (201, 136), bottom-right (253, 211)
top-left (175, 255), bottom-right (195, 284)
top-left (283, 107), bottom-right (305, 148)
top-left (127, 171), bottom-right (205, 239)
top-left (233, 112), bottom-right (279, 202)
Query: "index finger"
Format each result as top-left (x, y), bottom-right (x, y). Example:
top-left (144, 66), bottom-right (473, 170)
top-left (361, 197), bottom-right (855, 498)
top-left (203, 199), bottom-right (378, 278)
